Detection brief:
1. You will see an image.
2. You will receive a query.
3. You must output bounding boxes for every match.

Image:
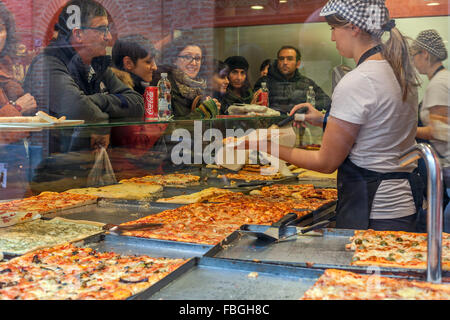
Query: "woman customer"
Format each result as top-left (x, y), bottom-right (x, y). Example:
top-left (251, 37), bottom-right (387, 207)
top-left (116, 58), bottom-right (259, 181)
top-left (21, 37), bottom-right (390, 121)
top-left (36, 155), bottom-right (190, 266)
top-left (222, 56), bottom-right (259, 112)
top-left (207, 59), bottom-right (229, 114)
top-left (242, 0), bottom-right (422, 231)
top-left (0, 1), bottom-right (36, 117)
top-left (110, 35), bottom-right (168, 161)
top-left (411, 29), bottom-right (450, 232)
top-left (152, 35), bottom-right (212, 118)
top-left (259, 59), bottom-right (271, 77)
top-left (111, 34), bottom-right (158, 95)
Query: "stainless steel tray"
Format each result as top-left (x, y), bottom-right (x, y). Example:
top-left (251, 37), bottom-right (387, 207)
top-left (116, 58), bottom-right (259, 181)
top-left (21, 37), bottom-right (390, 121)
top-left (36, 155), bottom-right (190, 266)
top-left (204, 226), bottom-right (448, 278)
top-left (142, 257), bottom-right (324, 300)
top-left (78, 233), bottom-right (213, 260)
top-left (51, 202), bottom-right (185, 225)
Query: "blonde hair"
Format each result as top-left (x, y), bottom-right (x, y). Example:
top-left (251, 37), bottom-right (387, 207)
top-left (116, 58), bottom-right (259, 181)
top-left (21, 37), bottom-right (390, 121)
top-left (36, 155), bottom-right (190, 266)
top-left (326, 14), bottom-right (420, 102)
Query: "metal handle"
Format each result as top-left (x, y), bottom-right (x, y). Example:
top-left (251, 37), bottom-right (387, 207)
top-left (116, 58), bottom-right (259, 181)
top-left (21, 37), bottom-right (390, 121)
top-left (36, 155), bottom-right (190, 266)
top-left (299, 220), bottom-right (330, 234)
top-left (272, 212), bottom-right (298, 228)
top-left (275, 106), bottom-right (309, 127)
top-left (400, 143), bottom-right (443, 283)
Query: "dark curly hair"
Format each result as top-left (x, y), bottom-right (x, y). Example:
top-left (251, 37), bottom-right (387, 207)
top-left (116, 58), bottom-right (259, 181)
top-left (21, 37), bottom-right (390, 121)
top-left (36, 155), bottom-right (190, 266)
top-left (0, 1), bottom-right (18, 58)
top-left (161, 34), bottom-right (206, 75)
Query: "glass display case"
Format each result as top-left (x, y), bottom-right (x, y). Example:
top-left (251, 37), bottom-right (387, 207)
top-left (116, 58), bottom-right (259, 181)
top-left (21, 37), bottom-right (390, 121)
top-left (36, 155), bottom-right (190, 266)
top-left (1, 115), bottom-right (324, 200)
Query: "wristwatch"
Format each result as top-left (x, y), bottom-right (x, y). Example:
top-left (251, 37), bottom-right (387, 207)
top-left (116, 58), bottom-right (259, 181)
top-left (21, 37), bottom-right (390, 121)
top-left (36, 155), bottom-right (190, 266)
top-left (9, 100), bottom-right (22, 112)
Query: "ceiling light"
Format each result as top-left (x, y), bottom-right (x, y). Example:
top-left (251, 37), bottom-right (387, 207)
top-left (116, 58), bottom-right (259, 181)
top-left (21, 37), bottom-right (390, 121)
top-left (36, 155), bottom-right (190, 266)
top-left (251, 5), bottom-right (264, 10)
top-left (426, 2), bottom-right (440, 5)
top-left (279, 0), bottom-right (288, 3)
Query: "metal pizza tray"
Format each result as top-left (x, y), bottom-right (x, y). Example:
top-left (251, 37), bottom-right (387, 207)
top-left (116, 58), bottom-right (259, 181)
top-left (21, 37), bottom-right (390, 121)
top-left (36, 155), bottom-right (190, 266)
top-left (133, 257), bottom-right (324, 300)
top-left (204, 226), bottom-right (449, 278)
top-left (203, 175), bottom-right (298, 189)
top-left (77, 233), bottom-right (213, 260)
top-left (51, 202), bottom-right (185, 225)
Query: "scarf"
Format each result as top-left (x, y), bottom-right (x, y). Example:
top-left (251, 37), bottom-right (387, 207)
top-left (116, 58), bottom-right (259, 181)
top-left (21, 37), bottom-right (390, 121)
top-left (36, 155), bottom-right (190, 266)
top-left (172, 68), bottom-right (206, 100)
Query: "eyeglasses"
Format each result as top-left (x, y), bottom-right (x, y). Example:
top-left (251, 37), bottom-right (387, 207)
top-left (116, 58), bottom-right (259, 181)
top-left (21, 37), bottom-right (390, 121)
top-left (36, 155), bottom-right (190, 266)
top-left (80, 25), bottom-right (111, 37)
top-left (177, 55), bottom-right (202, 63)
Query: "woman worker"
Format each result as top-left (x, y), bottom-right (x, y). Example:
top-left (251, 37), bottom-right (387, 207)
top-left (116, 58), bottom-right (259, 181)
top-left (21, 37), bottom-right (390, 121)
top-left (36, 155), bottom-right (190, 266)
top-left (411, 29), bottom-right (450, 232)
top-left (243, 0), bottom-right (423, 231)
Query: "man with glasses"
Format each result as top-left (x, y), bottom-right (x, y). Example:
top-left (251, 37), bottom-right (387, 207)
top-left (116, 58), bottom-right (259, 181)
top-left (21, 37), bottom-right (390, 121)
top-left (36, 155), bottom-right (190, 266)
top-left (254, 45), bottom-right (331, 114)
top-left (24, 0), bottom-right (144, 125)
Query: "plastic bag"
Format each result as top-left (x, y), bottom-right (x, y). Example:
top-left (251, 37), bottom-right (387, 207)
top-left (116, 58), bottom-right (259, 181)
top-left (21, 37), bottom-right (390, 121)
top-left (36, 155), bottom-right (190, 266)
top-left (87, 147), bottom-right (117, 187)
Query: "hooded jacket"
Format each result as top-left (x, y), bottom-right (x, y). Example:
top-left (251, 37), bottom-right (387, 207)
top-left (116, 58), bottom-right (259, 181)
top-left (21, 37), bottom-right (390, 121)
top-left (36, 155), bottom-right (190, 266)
top-left (254, 60), bottom-right (331, 114)
top-left (23, 37), bottom-right (144, 123)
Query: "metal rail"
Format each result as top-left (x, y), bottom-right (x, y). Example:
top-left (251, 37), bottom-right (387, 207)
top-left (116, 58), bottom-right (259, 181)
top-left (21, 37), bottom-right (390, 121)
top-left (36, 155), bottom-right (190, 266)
top-left (399, 143), bottom-right (443, 283)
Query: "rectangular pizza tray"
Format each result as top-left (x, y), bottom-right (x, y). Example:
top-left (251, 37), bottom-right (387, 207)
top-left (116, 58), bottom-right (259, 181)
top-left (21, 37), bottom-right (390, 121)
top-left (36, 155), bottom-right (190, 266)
top-left (133, 257), bottom-right (324, 300)
top-left (204, 226), bottom-right (450, 278)
top-left (49, 201), bottom-right (185, 225)
top-left (77, 233), bottom-right (213, 260)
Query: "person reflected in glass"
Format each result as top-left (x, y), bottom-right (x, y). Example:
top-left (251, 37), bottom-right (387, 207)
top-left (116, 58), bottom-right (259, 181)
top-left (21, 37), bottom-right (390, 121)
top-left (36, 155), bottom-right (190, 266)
top-left (222, 56), bottom-right (260, 112)
top-left (152, 36), bottom-right (211, 118)
top-left (0, 1), bottom-right (37, 117)
top-left (206, 59), bottom-right (229, 115)
top-left (259, 59), bottom-right (271, 77)
top-left (110, 34), bottom-right (168, 160)
top-left (111, 34), bottom-right (158, 95)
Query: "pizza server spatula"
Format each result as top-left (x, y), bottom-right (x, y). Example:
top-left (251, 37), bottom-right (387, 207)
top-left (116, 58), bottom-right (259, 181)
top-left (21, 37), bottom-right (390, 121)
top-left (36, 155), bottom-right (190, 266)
top-left (276, 220), bottom-right (331, 242)
top-left (240, 212), bottom-right (298, 241)
top-left (103, 222), bottom-right (163, 235)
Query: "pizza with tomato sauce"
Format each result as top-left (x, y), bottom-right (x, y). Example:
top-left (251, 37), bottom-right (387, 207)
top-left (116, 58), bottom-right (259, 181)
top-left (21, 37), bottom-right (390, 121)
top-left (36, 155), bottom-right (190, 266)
top-left (347, 229), bottom-right (450, 270)
top-left (0, 192), bottom-right (98, 227)
top-left (0, 244), bottom-right (186, 300)
top-left (301, 269), bottom-right (450, 300)
top-left (119, 195), bottom-right (335, 245)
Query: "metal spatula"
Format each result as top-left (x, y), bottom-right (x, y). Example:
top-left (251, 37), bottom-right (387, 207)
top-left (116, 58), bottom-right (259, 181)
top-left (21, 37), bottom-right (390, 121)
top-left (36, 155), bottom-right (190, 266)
top-left (103, 222), bottom-right (163, 235)
top-left (240, 212), bottom-right (298, 241)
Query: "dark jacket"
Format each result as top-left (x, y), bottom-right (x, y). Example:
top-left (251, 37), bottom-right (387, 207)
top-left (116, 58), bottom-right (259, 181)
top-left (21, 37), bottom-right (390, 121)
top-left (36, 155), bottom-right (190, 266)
top-left (151, 65), bottom-right (205, 119)
top-left (221, 87), bottom-right (254, 115)
top-left (23, 38), bottom-right (144, 122)
top-left (254, 60), bottom-right (331, 113)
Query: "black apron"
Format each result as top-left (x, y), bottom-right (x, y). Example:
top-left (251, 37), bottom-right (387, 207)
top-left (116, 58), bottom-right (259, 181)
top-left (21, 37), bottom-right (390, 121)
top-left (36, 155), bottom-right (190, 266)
top-left (335, 158), bottom-right (424, 229)
top-left (328, 45), bottom-right (424, 229)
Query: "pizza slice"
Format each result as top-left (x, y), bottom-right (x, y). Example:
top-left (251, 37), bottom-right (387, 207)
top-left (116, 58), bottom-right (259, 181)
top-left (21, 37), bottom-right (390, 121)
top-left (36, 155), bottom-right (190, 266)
top-left (65, 183), bottom-right (163, 200)
top-left (301, 269), bottom-right (450, 300)
top-left (156, 187), bottom-right (233, 204)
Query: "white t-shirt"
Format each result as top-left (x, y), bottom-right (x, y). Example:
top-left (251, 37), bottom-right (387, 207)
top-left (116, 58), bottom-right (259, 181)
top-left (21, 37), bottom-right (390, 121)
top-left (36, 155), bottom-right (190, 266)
top-left (330, 60), bottom-right (418, 219)
top-left (419, 69), bottom-right (450, 168)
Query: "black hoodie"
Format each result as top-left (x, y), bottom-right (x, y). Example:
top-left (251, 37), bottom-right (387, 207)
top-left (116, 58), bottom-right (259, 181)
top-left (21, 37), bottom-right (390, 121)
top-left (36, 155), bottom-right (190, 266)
top-left (254, 60), bottom-right (331, 114)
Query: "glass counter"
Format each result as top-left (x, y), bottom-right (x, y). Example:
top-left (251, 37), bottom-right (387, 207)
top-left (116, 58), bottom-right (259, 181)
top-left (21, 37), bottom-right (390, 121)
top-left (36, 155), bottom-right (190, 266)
top-left (0, 115), bottom-right (323, 200)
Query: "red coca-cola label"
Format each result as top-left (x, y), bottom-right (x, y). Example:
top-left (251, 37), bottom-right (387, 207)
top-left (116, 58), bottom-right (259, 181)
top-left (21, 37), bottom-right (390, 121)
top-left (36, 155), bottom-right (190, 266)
top-left (144, 86), bottom-right (158, 119)
top-left (258, 91), bottom-right (268, 106)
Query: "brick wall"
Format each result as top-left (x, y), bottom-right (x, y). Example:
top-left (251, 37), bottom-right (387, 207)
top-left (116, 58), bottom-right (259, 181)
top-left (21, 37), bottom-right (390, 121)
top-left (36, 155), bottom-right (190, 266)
top-left (3, 0), bottom-right (217, 53)
top-left (4, 0), bottom-right (448, 53)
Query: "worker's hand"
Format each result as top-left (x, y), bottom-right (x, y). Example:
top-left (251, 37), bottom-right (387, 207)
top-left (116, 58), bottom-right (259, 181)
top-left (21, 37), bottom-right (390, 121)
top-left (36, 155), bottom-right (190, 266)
top-left (290, 103), bottom-right (324, 128)
top-left (232, 129), bottom-right (273, 153)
